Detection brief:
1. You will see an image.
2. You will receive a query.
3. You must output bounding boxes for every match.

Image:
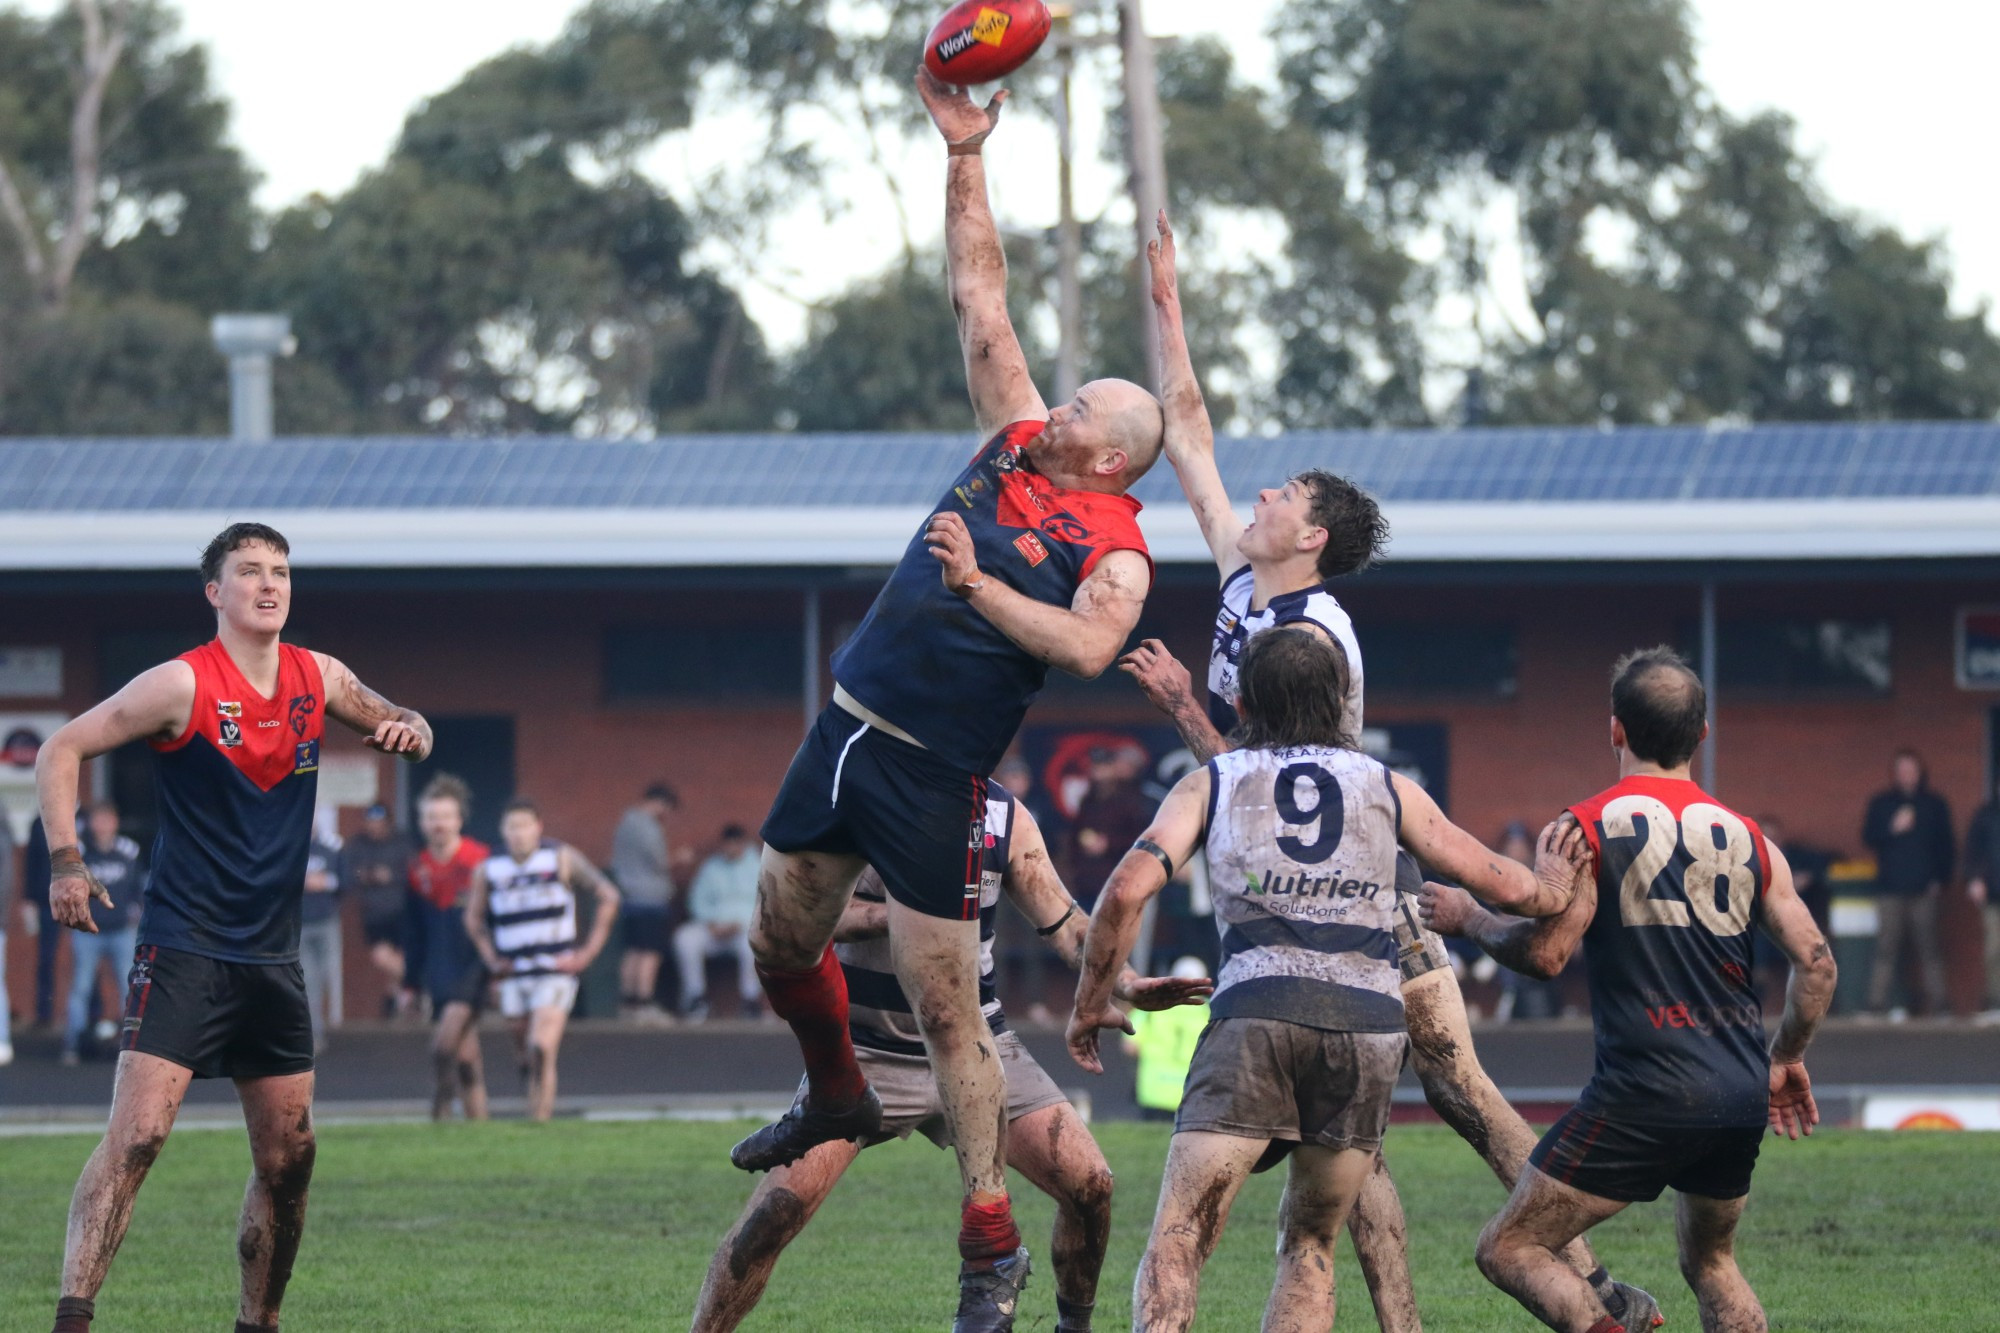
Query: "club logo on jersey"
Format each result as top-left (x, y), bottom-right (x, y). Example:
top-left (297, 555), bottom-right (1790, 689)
top-left (218, 718), bottom-right (243, 748)
top-left (287, 693), bottom-right (317, 738)
top-left (992, 449), bottom-right (1018, 474)
top-left (1041, 512), bottom-right (1091, 543)
top-left (216, 701), bottom-right (242, 718)
top-left (294, 739), bottom-right (320, 775)
top-left (1244, 869), bottom-right (1382, 900)
top-left (1014, 532), bottom-right (1049, 566)
top-left (935, 8), bottom-right (1011, 63)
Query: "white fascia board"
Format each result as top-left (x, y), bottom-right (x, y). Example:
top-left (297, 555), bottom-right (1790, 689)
top-left (10, 498), bottom-right (2000, 570)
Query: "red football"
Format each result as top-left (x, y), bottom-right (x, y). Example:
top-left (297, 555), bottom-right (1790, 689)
top-left (922, 0), bottom-right (1053, 86)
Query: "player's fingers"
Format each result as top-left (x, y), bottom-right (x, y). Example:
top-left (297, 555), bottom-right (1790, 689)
top-left (986, 89), bottom-right (1008, 117)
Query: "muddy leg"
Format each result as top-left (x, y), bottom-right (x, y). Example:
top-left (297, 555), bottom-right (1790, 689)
top-left (59, 1052), bottom-right (192, 1302)
top-left (235, 1071), bottom-right (317, 1327)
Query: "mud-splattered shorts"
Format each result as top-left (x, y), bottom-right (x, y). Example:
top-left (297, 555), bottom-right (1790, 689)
top-left (789, 1029), bottom-right (1068, 1150)
top-left (1175, 1017), bottom-right (1406, 1152)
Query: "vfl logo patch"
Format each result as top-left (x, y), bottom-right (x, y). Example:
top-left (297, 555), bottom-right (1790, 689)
top-left (934, 6), bottom-right (1012, 64)
top-left (287, 693), bottom-right (317, 738)
top-left (217, 701), bottom-right (242, 718)
top-left (218, 718), bottom-right (243, 748)
top-left (992, 448), bottom-right (1018, 473)
top-left (294, 740), bottom-right (320, 775)
top-left (1014, 532), bottom-right (1049, 566)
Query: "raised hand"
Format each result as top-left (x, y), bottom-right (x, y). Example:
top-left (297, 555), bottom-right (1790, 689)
top-left (1119, 639), bottom-right (1194, 714)
top-left (1768, 1060), bottom-right (1818, 1139)
top-left (916, 66), bottom-right (1007, 149)
top-left (1147, 210), bottom-right (1180, 310)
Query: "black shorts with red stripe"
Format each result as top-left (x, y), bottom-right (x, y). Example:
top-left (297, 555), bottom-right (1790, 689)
top-left (120, 944), bottom-right (315, 1080)
top-left (1529, 1105), bottom-right (1764, 1203)
top-left (762, 702), bottom-right (989, 921)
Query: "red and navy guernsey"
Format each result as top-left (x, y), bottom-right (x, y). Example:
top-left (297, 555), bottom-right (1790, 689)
top-left (833, 421), bottom-right (1153, 775)
top-left (140, 640), bottom-right (325, 963)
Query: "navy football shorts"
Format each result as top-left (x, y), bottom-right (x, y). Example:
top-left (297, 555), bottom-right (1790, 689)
top-left (1529, 1105), bottom-right (1765, 1202)
top-left (120, 944), bottom-right (315, 1080)
top-left (762, 703), bottom-right (989, 921)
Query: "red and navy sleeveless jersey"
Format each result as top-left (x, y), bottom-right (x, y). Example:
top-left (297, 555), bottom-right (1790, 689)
top-left (832, 421), bottom-right (1153, 774)
top-left (1568, 775), bottom-right (1775, 1127)
top-left (140, 640), bottom-right (325, 963)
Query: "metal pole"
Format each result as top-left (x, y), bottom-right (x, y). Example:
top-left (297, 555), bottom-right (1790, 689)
top-left (803, 586), bottom-right (822, 736)
top-left (1119, 0), bottom-right (1168, 396)
top-left (1053, 8), bottom-right (1083, 403)
top-left (1700, 579), bottom-right (1718, 792)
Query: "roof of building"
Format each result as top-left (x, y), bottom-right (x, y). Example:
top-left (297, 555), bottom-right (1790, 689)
top-left (6, 421), bottom-right (2000, 568)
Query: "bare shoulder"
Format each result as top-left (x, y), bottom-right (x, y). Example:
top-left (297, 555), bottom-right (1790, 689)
top-left (1080, 549), bottom-right (1152, 602)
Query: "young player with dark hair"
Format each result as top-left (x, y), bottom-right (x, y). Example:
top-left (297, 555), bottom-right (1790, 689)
top-left (1118, 215), bottom-right (1660, 1331)
top-left (1069, 629), bottom-right (1591, 1332)
top-left (34, 522), bottom-right (431, 1333)
top-left (736, 68), bottom-right (1167, 1331)
top-left (465, 798), bottom-right (619, 1122)
top-left (1442, 647), bottom-right (1837, 1333)
top-left (694, 789), bottom-right (1208, 1332)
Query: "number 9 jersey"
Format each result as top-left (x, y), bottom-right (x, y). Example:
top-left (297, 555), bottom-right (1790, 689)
top-left (1567, 775), bottom-right (1774, 1128)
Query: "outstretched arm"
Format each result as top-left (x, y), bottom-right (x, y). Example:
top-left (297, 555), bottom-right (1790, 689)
top-left (1759, 843), bottom-right (1837, 1139)
top-left (917, 68), bottom-right (1046, 439)
top-left (1068, 768), bottom-right (1211, 1073)
top-left (316, 654), bottom-right (432, 761)
top-left (1148, 211), bottom-right (1244, 577)
top-left (1395, 775), bottom-right (1587, 917)
top-left (1418, 874), bottom-right (1597, 979)
top-left (925, 527), bottom-right (1149, 678)
top-left (36, 661), bottom-right (195, 932)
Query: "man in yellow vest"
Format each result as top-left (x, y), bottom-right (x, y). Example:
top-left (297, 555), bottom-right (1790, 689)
top-left (1125, 956), bottom-right (1211, 1119)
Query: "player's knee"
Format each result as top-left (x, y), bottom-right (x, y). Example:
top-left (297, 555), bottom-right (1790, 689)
top-left (1065, 1162), bottom-right (1115, 1217)
top-left (527, 1040), bottom-right (556, 1077)
top-left (113, 1121), bottom-right (171, 1176)
top-left (256, 1134), bottom-right (316, 1196)
top-left (1473, 1218), bottom-right (1513, 1280)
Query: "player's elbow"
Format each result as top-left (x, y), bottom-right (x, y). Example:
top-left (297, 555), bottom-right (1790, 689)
top-left (1520, 939), bottom-right (1573, 981)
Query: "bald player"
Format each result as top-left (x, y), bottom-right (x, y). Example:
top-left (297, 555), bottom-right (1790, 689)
top-left (733, 68), bottom-right (1166, 1333)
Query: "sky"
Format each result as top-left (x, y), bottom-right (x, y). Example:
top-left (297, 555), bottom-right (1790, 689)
top-left (27, 0), bottom-right (2000, 350)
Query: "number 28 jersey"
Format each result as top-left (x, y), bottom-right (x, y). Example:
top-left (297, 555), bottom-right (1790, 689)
top-left (1567, 775), bottom-right (1774, 1128)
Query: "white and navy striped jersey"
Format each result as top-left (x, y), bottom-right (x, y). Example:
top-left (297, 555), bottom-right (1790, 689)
top-left (1206, 566), bottom-right (1364, 742)
top-left (840, 786), bottom-right (1016, 1054)
top-left (484, 840), bottom-right (575, 978)
top-left (1202, 745), bottom-right (1404, 1032)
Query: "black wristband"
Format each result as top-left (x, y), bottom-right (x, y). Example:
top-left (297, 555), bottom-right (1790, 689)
top-left (1036, 902), bottom-right (1079, 937)
top-left (1135, 837), bottom-right (1175, 879)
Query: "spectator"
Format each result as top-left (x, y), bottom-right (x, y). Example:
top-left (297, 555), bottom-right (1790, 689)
top-left (1123, 956), bottom-right (1212, 1120)
top-left (612, 782), bottom-right (677, 1019)
top-left (0, 811), bottom-right (15, 1066)
top-left (1492, 820), bottom-right (1568, 1021)
top-left (1063, 745), bottom-right (1151, 909)
top-left (299, 810), bottom-right (343, 1054)
top-left (64, 802), bottom-right (143, 1065)
top-left (1861, 748), bottom-right (1954, 1018)
top-left (1964, 774), bottom-right (2000, 1023)
top-left (992, 753), bottom-right (1054, 1022)
top-left (673, 824), bottom-right (761, 1020)
top-left (340, 803), bottom-right (417, 1018)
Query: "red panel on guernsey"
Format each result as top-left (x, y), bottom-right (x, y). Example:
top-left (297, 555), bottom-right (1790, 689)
top-left (152, 640), bottom-right (325, 786)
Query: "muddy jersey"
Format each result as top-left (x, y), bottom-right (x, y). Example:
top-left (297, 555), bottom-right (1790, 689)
top-left (1568, 775), bottom-right (1775, 1127)
top-left (1202, 745), bottom-right (1404, 1033)
top-left (839, 786), bottom-right (1015, 1054)
top-left (832, 422), bottom-right (1152, 775)
top-left (141, 640), bottom-right (324, 963)
top-left (1206, 566), bottom-right (1363, 740)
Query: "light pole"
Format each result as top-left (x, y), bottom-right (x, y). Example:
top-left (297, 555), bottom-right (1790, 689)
top-left (1118, 0), bottom-right (1169, 396)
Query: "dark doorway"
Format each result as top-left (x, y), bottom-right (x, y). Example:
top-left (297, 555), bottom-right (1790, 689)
top-left (98, 628), bottom-right (209, 846)
top-left (402, 715), bottom-right (516, 846)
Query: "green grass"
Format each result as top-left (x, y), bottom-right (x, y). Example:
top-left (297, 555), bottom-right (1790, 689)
top-left (0, 1121), bottom-right (1986, 1330)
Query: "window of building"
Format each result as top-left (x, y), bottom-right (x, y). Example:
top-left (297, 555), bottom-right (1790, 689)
top-left (604, 624), bottom-right (803, 701)
top-left (1363, 622), bottom-right (1518, 698)
top-left (1680, 618), bottom-right (1892, 696)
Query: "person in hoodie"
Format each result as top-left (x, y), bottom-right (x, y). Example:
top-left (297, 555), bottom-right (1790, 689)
top-left (1861, 748), bottom-right (1955, 1018)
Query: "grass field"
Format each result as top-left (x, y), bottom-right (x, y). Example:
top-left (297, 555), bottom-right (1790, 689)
top-left (0, 1120), bottom-right (1983, 1331)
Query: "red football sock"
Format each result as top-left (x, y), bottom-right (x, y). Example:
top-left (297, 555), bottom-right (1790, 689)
top-left (959, 1194), bottom-right (1022, 1262)
top-left (1585, 1318), bottom-right (1627, 1333)
top-left (757, 948), bottom-right (866, 1106)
